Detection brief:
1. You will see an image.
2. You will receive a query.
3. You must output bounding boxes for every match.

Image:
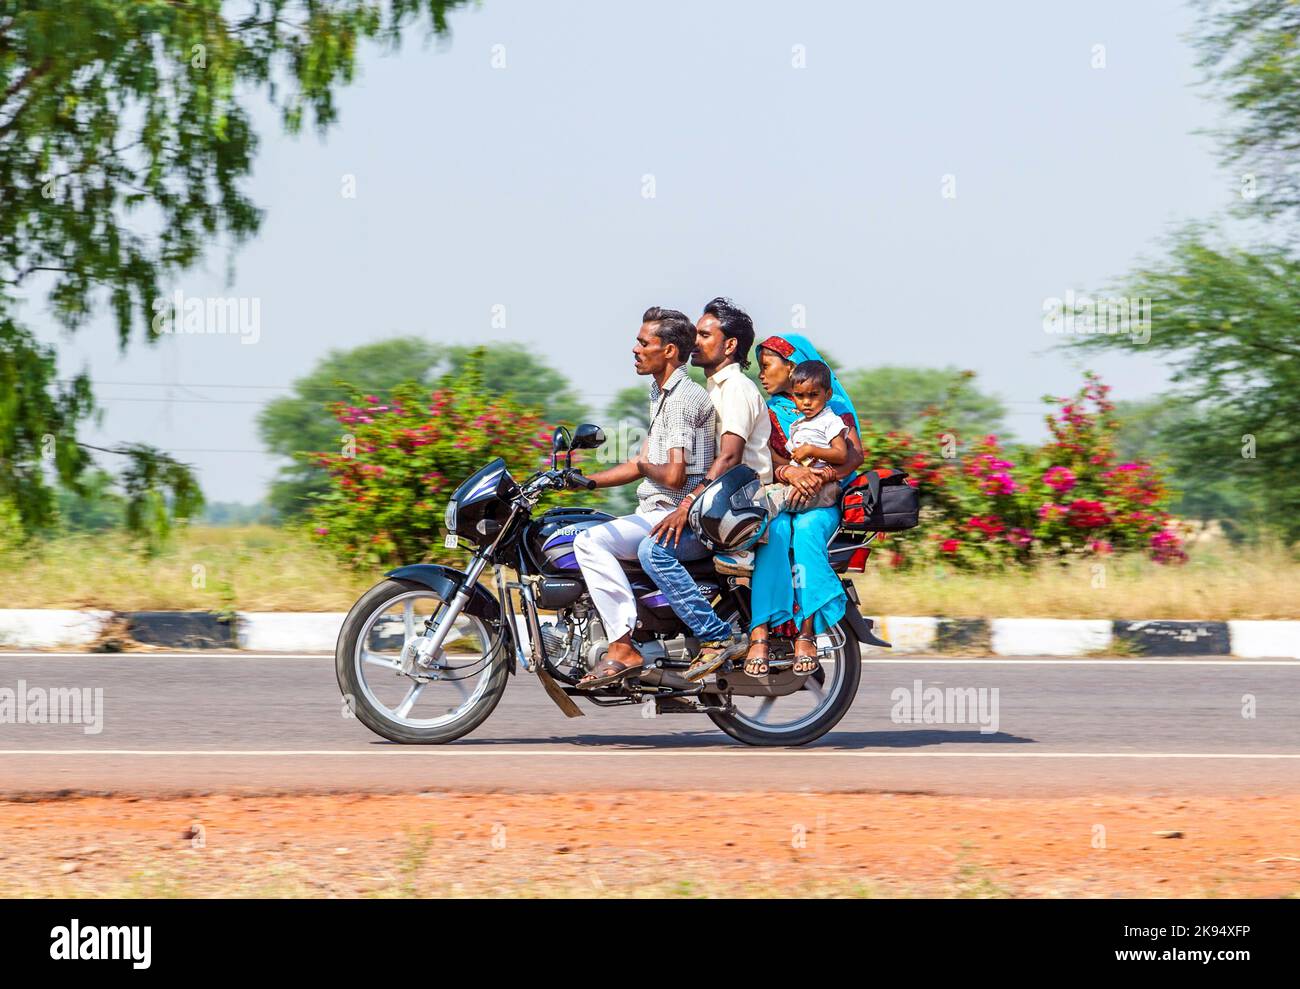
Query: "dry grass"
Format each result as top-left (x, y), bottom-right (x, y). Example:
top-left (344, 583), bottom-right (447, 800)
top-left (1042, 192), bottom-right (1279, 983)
top-left (0, 526), bottom-right (374, 612)
top-left (0, 525), bottom-right (1297, 619)
top-left (852, 541), bottom-right (1300, 620)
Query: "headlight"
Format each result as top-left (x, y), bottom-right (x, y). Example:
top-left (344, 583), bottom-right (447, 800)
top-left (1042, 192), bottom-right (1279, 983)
top-left (444, 499), bottom-right (458, 534)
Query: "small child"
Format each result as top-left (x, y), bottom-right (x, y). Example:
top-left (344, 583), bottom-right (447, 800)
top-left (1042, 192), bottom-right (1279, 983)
top-left (765, 359), bottom-right (849, 516)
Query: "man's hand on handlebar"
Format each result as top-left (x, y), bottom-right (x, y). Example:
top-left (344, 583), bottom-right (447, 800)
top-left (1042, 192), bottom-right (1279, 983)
top-left (562, 467), bottom-right (596, 490)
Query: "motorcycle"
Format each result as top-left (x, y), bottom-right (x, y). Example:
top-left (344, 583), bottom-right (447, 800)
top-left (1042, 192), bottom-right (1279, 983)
top-left (335, 423), bottom-right (891, 746)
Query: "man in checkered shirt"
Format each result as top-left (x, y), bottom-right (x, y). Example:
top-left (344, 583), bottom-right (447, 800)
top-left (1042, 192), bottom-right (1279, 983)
top-left (573, 307), bottom-right (715, 687)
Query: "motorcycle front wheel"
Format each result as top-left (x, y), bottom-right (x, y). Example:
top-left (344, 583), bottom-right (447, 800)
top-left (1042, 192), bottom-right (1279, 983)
top-left (335, 578), bottom-right (510, 744)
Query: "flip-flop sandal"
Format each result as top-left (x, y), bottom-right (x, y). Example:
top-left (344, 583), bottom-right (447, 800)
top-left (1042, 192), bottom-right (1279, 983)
top-left (792, 635), bottom-right (820, 675)
top-left (578, 657), bottom-right (642, 689)
top-left (684, 640), bottom-right (741, 682)
top-left (743, 638), bottom-right (770, 678)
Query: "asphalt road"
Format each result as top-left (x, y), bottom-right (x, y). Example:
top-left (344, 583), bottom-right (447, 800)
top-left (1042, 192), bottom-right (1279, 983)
top-left (2, 652), bottom-right (1299, 797)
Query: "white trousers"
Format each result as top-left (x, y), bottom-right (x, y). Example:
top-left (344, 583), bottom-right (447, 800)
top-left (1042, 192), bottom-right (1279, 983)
top-left (572, 506), bottom-right (670, 643)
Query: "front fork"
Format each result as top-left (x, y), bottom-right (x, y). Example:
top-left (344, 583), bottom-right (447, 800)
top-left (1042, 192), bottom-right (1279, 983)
top-left (406, 550), bottom-right (492, 673)
top-left (410, 505), bottom-right (523, 672)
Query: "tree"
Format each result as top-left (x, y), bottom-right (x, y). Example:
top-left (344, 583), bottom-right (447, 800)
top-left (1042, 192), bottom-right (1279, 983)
top-left (1077, 230), bottom-right (1299, 541)
top-left (259, 338), bottom-right (591, 518)
top-left (838, 366), bottom-right (1008, 442)
top-left (1112, 395), bottom-right (1266, 538)
top-left (443, 345), bottom-right (589, 428)
top-left (1077, 4), bottom-right (1300, 543)
top-left (54, 468), bottom-right (125, 532)
top-left (1195, 0), bottom-right (1300, 226)
top-left (259, 338), bottom-right (443, 517)
top-left (0, 1), bottom-right (466, 543)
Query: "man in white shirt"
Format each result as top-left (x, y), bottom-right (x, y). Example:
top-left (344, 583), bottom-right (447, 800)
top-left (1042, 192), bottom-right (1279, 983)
top-left (638, 297), bottom-right (772, 680)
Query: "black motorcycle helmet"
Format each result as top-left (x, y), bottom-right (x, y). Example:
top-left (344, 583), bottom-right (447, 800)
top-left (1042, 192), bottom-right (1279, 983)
top-left (687, 464), bottom-right (770, 552)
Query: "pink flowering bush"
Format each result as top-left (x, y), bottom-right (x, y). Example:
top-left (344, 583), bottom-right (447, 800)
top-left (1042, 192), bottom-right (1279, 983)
top-left (859, 372), bottom-right (1187, 568)
top-left (308, 357), bottom-right (560, 566)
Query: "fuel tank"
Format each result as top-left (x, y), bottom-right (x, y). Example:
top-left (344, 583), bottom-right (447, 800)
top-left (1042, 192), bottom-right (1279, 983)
top-left (525, 507), bottom-right (615, 574)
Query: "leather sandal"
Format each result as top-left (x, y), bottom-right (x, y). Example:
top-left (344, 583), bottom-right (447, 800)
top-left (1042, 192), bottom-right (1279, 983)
top-left (792, 635), bottom-right (820, 675)
top-left (684, 637), bottom-right (743, 682)
top-left (578, 656), bottom-right (642, 689)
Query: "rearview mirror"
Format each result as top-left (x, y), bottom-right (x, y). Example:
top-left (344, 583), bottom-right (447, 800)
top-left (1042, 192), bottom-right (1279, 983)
top-left (550, 425), bottom-right (572, 469)
top-left (570, 423), bottom-right (606, 451)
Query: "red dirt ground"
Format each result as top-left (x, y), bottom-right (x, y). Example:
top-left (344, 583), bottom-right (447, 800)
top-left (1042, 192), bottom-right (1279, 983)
top-left (2, 790), bottom-right (1298, 897)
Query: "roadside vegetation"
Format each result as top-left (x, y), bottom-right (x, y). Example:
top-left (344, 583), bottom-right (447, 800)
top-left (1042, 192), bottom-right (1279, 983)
top-left (2, 523), bottom-right (1296, 619)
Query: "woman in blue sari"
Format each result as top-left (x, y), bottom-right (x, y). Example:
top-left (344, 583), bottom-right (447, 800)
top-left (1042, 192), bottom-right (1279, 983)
top-left (746, 333), bottom-right (864, 676)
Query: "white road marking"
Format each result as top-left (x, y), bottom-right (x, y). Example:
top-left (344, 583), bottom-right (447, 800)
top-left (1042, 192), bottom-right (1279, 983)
top-left (859, 659), bottom-right (1300, 666)
top-left (2, 750), bottom-right (1300, 759)
top-left (1, 653), bottom-right (1298, 666)
top-left (0, 652), bottom-right (330, 660)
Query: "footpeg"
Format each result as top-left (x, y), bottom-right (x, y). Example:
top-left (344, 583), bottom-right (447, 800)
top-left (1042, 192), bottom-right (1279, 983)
top-left (654, 696), bottom-right (702, 715)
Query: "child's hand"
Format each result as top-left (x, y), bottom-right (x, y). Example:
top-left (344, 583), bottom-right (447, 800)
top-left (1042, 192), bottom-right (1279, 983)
top-left (791, 444), bottom-right (813, 462)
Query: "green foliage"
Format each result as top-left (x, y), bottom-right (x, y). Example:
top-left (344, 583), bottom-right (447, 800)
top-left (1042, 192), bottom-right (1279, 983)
top-left (860, 372), bottom-right (1186, 568)
top-left (1195, 0), bottom-right (1300, 224)
top-left (442, 344), bottom-right (590, 428)
top-left (309, 352), bottom-right (560, 567)
top-left (0, 1), bottom-right (465, 544)
top-left (258, 338), bottom-right (444, 518)
top-left (1076, 229), bottom-right (1300, 541)
top-left (259, 338), bottom-right (592, 518)
top-left (117, 444), bottom-right (205, 556)
top-left (839, 365), bottom-right (1008, 439)
top-left (55, 468), bottom-right (125, 531)
top-left (202, 500), bottom-right (274, 526)
top-left (1113, 395), bottom-right (1267, 539)
top-left (0, 0), bottom-right (467, 345)
top-left (597, 384), bottom-right (650, 517)
top-left (0, 313), bottom-right (93, 530)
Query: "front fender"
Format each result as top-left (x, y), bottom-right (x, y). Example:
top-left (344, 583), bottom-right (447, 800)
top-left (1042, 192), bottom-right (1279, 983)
top-left (385, 564), bottom-right (516, 674)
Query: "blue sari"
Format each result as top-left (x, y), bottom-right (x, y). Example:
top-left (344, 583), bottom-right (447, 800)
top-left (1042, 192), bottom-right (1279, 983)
top-left (750, 333), bottom-right (862, 635)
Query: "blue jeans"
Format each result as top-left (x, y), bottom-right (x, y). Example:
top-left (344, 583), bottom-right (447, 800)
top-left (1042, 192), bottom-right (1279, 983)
top-left (637, 529), bottom-right (735, 642)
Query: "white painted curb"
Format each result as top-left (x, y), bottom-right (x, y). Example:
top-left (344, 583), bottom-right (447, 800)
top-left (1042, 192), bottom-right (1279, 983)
top-left (0, 609), bottom-right (112, 649)
top-left (238, 613), bottom-right (347, 653)
top-left (1227, 621), bottom-right (1300, 659)
top-left (991, 618), bottom-right (1112, 657)
top-left (1, 610), bottom-right (1298, 656)
top-left (868, 616), bottom-right (937, 654)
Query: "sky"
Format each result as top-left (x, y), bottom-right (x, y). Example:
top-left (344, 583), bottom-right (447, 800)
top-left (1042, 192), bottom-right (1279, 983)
top-left (27, 0), bottom-right (1232, 503)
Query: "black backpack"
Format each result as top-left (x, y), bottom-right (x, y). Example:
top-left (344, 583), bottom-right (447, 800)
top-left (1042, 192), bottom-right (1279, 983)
top-left (841, 469), bottom-right (920, 532)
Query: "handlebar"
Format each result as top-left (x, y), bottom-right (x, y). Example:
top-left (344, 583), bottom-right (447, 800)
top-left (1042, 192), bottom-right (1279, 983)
top-left (521, 467), bottom-right (595, 498)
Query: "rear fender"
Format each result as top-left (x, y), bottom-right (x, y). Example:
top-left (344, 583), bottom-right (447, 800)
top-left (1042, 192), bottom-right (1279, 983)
top-left (385, 564), bottom-right (516, 674)
top-left (840, 578), bottom-right (891, 649)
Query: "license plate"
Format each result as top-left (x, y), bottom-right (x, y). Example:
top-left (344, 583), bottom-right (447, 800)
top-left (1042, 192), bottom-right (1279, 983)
top-left (444, 534), bottom-right (458, 549)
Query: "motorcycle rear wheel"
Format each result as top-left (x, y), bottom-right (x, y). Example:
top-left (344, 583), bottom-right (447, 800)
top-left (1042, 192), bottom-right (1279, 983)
top-left (706, 617), bottom-right (860, 747)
